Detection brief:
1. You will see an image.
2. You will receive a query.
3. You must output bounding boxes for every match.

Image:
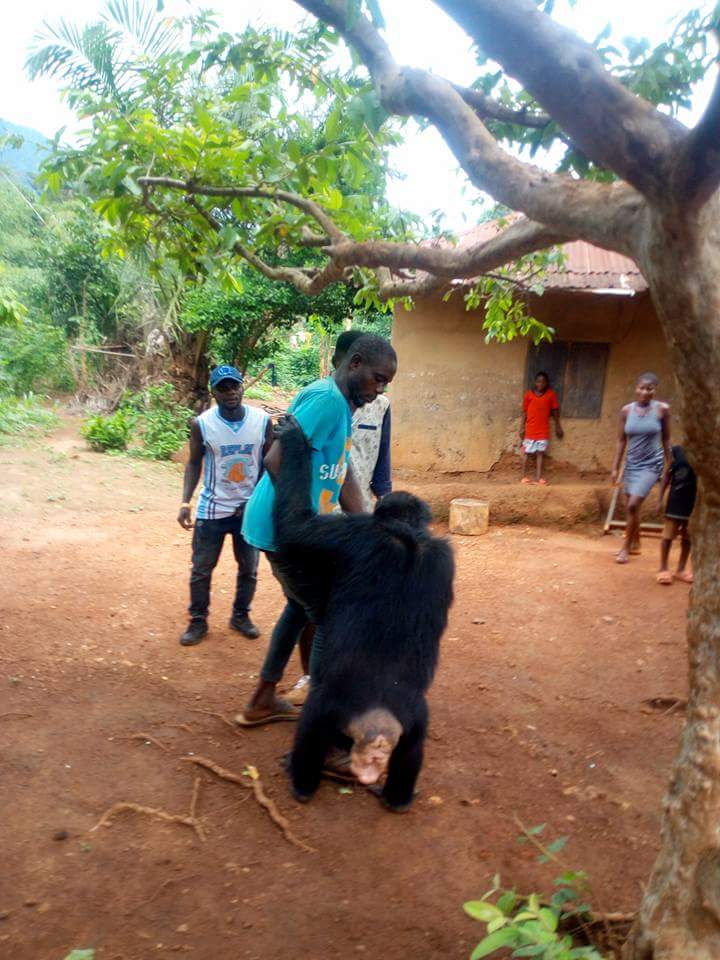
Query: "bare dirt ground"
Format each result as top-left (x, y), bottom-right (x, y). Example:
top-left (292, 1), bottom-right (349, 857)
top-left (1, 414), bottom-right (690, 960)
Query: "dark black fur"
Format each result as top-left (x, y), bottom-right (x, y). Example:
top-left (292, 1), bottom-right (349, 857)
top-left (273, 418), bottom-right (454, 811)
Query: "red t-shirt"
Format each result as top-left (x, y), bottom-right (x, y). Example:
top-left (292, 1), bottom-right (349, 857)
top-left (523, 388), bottom-right (559, 440)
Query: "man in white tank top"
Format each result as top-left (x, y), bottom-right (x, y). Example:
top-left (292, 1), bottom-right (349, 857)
top-left (177, 365), bottom-right (273, 646)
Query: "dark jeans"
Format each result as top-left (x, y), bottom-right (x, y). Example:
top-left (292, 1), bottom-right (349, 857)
top-left (259, 552), bottom-right (328, 684)
top-left (188, 509), bottom-right (258, 622)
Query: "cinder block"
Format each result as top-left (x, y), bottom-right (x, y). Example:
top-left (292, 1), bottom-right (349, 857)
top-left (449, 498), bottom-right (489, 536)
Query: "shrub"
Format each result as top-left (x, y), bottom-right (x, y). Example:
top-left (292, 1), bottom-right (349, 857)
top-left (465, 827), bottom-right (606, 959)
top-left (81, 410), bottom-right (132, 451)
top-left (121, 381), bottom-right (192, 460)
top-left (0, 393), bottom-right (57, 437)
top-left (273, 342), bottom-right (321, 389)
top-left (0, 318), bottom-right (75, 394)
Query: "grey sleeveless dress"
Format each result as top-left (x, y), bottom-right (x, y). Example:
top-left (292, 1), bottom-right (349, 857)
top-left (623, 401), bottom-right (665, 497)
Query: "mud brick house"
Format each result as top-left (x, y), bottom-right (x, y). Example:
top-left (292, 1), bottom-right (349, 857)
top-left (392, 227), bottom-right (675, 477)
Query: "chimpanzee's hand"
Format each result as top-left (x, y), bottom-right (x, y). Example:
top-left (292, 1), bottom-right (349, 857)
top-left (275, 414), bottom-right (309, 450)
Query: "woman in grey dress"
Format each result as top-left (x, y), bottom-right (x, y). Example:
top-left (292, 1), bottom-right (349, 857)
top-left (610, 372), bottom-right (671, 564)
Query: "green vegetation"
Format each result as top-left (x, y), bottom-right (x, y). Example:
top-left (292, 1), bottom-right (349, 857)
top-left (465, 826), bottom-right (608, 960)
top-left (121, 382), bottom-right (193, 460)
top-left (81, 382), bottom-right (192, 459)
top-left (81, 410), bottom-right (132, 451)
top-left (0, 393), bottom-right (57, 439)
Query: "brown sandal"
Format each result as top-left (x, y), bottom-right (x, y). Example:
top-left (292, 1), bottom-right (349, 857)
top-left (234, 701), bottom-right (300, 727)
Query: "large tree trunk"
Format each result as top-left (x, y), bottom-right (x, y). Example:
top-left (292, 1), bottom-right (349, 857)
top-left (625, 203), bottom-right (720, 960)
top-left (168, 329), bottom-right (211, 412)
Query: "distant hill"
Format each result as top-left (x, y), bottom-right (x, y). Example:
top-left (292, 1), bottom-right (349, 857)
top-left (0, 120), bottom-right (49, 184)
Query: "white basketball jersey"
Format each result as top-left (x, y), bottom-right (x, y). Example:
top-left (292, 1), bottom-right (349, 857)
top-left (196, 405), bottom-right (269, 519)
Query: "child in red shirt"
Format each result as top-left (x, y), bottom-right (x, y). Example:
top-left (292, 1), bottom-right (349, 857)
top-left (520, 371), bottom-right (563, 485)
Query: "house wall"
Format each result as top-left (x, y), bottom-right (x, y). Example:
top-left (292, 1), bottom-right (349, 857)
top-left (391, 289), bottom-right (676, 474)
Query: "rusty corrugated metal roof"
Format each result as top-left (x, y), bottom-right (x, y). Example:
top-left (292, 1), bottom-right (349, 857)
top-left (443, 221), bottom-right (647, 293)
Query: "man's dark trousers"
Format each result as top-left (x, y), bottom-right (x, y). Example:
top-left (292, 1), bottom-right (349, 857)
top-left (188, 507), bottom-right (258, 621)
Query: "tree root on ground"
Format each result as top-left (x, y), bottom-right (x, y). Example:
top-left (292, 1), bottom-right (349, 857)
top-left (563, 910), bottom-right (635, 958)
top-left (90, 777), bottom-right (206, 842)
top-left (180, 755), bottom-right (315, 853)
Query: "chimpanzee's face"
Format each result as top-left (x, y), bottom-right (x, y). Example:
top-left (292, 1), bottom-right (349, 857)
top-left (346, 355), bottom-right (397, 408)
top-left (350, 734), bottom-right (396, 785)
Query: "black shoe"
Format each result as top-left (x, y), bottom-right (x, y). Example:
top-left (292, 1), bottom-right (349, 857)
top-left (180, 619), bottom-right (208, 646)
top-left (229, 614), bottom-right (260, 639)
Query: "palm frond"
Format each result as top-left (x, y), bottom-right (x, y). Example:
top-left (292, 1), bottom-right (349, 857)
top-left (26, 18), bottom-right (123, 99)
top-left (104, 0), bottom-right (179, 60)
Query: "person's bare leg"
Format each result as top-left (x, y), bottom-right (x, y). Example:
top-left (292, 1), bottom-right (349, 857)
top-left (520, 448), bottom-right (530, 482)
top-left (244, 678), bottom-right (291, 717)
top-left (617, 494), bottom-right (641, 563)
top-left (627, 496), bottom-right (643, 554)
top-left (659, 537), bottom-right (672, 572)
top-left (535, 451), bottom-right (544, 482)
top-left (677, 531), bottom-right (691, 573)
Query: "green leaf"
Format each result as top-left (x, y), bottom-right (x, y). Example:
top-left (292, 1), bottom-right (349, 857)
top-left (539, 908), bottom-right (559, 932)
top-left (497, 891), bottom-right (518, 915)
top-left (219, 225), bottom-right (239, 250)
top-left (546, 837), bottom-right (568, 855)
top-left (63, 951), bottom-right (96, 960)
top-left (469, 928), bottom-right (518, 959)
top-left (325, 187), bottom-right (343, 210)
top-left (464, 901), bottom-right (505, 924)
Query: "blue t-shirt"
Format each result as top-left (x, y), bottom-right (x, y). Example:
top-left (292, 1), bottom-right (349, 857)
top-left (242, 377), bottom-right (353, 552)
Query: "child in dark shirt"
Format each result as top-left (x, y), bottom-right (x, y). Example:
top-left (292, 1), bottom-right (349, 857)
top-left (657, 445), bottom-right (696, 585)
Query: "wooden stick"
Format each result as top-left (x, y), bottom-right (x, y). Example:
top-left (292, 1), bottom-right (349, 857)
top-left (181, 755), bottom-right (315, 853)
top-left (90, 801), bottom-right (205, 842)
top-left (129, 732), bottom-right (170, 752)
top-left (190, 708), bottom-right (244, 737)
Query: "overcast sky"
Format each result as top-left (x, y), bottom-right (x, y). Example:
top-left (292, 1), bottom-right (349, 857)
top-left (1, 0), bottom-right (714, 229)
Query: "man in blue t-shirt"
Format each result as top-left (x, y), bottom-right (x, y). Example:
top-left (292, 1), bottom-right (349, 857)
top-left (236, 334), bottom-right (397, 726)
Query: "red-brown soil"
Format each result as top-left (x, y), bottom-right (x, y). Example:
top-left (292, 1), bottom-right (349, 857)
top-left (1, 415), bottom-right (690, 960)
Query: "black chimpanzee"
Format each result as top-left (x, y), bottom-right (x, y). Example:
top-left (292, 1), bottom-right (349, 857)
top-left (273, 416), bottom-right (454, 812)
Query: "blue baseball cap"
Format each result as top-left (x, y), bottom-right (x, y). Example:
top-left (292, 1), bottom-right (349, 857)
top-left (210, 365), bottom-right (244, 388)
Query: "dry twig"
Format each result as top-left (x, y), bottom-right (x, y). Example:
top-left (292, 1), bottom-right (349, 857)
top-left (181, 755), bottom-right (315, 853)
top-left (128, 732), bottom-right (170, 752)
top-left (191, 708), bottom-right (243, 737)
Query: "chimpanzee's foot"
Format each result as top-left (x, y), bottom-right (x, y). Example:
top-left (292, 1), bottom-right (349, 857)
top-left (366, 782), bottom-right (415, 813)
top-left (291, 785), bottom-right (314, 804)
top-left (229, 613), bottom-right (261, 639)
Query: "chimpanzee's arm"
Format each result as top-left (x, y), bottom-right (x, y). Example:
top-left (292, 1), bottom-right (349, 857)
top-left (273, 417), bottom-right (357, 555)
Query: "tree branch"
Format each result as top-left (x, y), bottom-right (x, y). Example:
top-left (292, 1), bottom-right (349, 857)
top-left (325, 216), bottom-right (569, 277)
top-left (433, 0), bottom-right (687, 200)
top-left (185, 197), bottom-right (345, 295)
top-left (138, 176), bottom-right (345, 244)
top-left (294, 0), bottom-right (644, 255)
top-left (453, 84), bottom-right (551, 130)
top-left (673, 66), bottom-right (720, 213)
